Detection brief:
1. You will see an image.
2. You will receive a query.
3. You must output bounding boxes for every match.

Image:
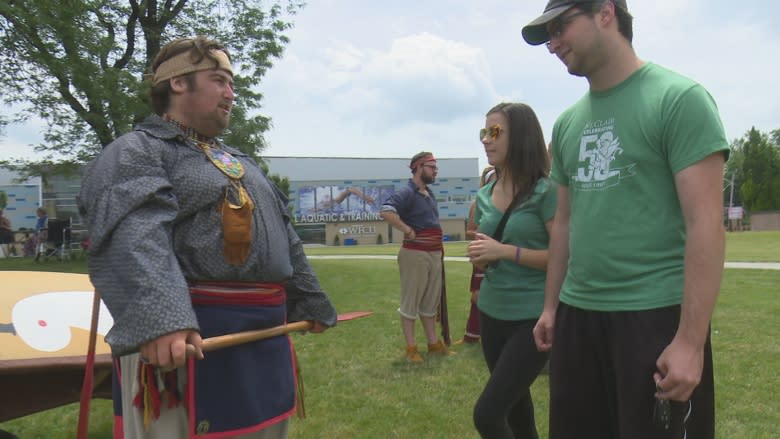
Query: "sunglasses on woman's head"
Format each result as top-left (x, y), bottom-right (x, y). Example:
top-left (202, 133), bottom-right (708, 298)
top-left (480, 124), bottom-right (502, 141)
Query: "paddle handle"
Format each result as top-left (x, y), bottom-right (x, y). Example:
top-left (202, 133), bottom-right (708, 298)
top-left (185, 320), bottom-right (313, 357)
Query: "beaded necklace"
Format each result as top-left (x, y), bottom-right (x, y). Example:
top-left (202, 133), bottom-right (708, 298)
top-left (163, 114), bottom-right (245, 180)
top-left (163, 114), bottom-right (254, 265)
top-left (195, 141), bottom-right (244, 179)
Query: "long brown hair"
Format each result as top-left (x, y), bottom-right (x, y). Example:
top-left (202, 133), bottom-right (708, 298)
top-left (486, 102), bottom-right (549, 200)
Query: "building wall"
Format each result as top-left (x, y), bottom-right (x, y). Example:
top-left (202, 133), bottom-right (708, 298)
top-left (265, 156), bottom-right (478, 181)
top-left (0, 184), bottom-right (41, 230)
top-left (266, 157), bottom-right (480, 245)
top-left (43, 174), bottom-right (85, 228)
top-left (750, 211), bottom-right (780, 231)
top-left (3, 157), bottom-right (480, 245)
top-left (0, 169), bottom-right (84, 232)
top-left (325, 221), bottom-right (386, 246)
top-left (440, 219), bottom-right (466, 242)
top-left (323, 218), bottom-right (465, 246)
top-left (0, 170), bottom-right (43, 231)
top-left (288, 176), bottom-right (477, 224)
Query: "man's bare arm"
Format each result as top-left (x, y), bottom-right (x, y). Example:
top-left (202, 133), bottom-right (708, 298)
top-left (380, 211), bottom-right (415, 240)
top-left (655, 152), bottom-right (726, 401)
top-left (533, 185), bottom-right (570, 351)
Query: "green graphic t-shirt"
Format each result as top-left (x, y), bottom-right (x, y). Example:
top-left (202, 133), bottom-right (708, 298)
top-left (475, 177), bottom-right (557, 321)
top-left (550, 62), bottom-right (729, 311)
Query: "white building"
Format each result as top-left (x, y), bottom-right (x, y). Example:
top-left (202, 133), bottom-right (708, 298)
top-left (265, 156), bottom-right (481, 245)
top-left (0, 169), bottom-right (42, 231)
top-left (1, 155), bottom-right (483, 247)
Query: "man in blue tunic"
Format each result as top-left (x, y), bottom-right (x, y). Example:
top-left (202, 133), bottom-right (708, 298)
top-left (381, 152), bottom-right (453, 363)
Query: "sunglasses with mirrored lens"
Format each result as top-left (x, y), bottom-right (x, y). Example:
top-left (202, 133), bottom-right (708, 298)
top-left (480, 124), bottom-right (502, 141)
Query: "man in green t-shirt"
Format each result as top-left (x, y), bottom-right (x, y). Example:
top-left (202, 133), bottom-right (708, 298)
top-left (522, 1), bottom-right (729, 438)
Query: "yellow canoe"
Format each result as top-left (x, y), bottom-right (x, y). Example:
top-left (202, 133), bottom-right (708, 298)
top-left (0, 271), bottom-right (113, 421)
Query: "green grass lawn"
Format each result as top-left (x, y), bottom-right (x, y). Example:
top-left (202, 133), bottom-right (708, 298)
top-left (725, 230), bottom-right (780, 261)
top-left (305, 230), bottom-right (780, 262)
top-left (1, 231), bottom-right (778, 438)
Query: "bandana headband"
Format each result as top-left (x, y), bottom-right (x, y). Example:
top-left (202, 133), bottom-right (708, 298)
top-left (149, 49), bottom-right (233, 85)
top-left (410, 154), bottom-right (436, 170)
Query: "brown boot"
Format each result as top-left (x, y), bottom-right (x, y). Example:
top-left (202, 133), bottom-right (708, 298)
top-left (427, 340), bottom-right (456, 356)
top-left (454, 336), bottom-right (480, 345)
top-left (406, 345), bottom-right (423, 363)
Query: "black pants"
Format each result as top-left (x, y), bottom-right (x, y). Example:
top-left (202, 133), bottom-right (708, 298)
top-left (473, 312), bottom-right (549, 439)
top-left (549, 303), bottom-right (714, 439)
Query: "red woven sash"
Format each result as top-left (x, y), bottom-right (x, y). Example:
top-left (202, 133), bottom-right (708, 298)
top-left (402, 228), bottom-right (443, 252)
top-left (189, 281), bottom-right (286, 306)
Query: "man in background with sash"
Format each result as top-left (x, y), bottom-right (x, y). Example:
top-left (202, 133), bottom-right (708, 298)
top-left (79, 36), bottom-right (337, 439)
top-left (381, 152), bottom-right (454, 363)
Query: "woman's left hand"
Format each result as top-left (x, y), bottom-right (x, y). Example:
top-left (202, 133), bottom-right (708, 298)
top-left (467, 233), bottom-right (502, 265)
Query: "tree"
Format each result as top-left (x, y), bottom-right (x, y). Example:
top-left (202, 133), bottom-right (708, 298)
top-left (771, 129), bottom-right (780, 147)
top-left (264, 165), bottom-right (290, 201)
top-left (729, 127), bottom-right (780, 213)
top-left (261, 163), bottom-right (295, 223)
top-left (0, 0), bottom-right (303, 179)
top-left (724, 138), bottom-right (744, 208)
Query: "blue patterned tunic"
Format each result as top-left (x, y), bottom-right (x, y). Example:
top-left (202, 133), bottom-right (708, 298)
top-left (79, 115), bottom-right (337, 356)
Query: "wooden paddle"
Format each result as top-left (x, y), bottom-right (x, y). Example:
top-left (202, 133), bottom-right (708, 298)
top-left (77, 290), bottom-right (102, 439)
top-left (185, 311), bottom-right (373, 357)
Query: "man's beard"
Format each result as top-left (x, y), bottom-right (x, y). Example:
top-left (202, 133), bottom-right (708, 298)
top-left (193, 110), bottom-right (229, 137)
top-left (421, 174), bottom-right (435, 184)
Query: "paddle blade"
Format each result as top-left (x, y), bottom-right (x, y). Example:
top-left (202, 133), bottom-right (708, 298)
top-left (336, 311), bottom-right (373, 321)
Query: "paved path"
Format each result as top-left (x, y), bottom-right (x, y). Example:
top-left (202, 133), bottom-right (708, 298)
top-left (723, 262), bottom-right (780, 270)
top-left (307, 255), bottom-right (780, 270)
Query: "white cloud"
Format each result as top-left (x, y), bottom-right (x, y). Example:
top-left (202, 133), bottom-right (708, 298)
top-left (0, 112), bottom-right (47, 161)
top-left (257, 0), bottom-right (780, 173)
top-left (3, 0), bottom-right (779, 174)
top-left (0, 137), bottom-right (47, 162)
top-left (633, 1), bottom-right (780, 140)
top-left (273, 33), bottom-right (497, 131)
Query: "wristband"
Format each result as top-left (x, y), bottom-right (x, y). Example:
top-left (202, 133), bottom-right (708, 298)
top-left (514, 246), bottom-right (522, 264)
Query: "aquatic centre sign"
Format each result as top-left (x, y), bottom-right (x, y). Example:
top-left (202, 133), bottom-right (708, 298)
top-left (295, 211), bottom-right (383, 224)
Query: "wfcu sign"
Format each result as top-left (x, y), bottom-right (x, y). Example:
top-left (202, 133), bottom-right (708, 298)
top-left (339, 224), bottom-right (378, 236)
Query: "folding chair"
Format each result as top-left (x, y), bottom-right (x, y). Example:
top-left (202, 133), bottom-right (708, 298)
top-left (38, 218), bottom-right (73, 261)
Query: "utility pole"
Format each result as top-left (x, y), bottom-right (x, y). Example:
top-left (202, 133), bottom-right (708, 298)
top-left (729, 171), bottom-right (736, 208)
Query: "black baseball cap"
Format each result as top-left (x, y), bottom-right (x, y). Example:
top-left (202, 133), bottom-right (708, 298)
top-left (522, 0), bottom-right (628, 46)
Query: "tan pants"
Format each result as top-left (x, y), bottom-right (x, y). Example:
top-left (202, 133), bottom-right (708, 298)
top-left (397, 247), bottom-right (442, 319)
top-left (119, 353), bottom-right (290, 438)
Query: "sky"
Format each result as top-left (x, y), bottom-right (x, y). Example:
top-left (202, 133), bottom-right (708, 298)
top-left (2, 0), bottom-right (779, 174)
